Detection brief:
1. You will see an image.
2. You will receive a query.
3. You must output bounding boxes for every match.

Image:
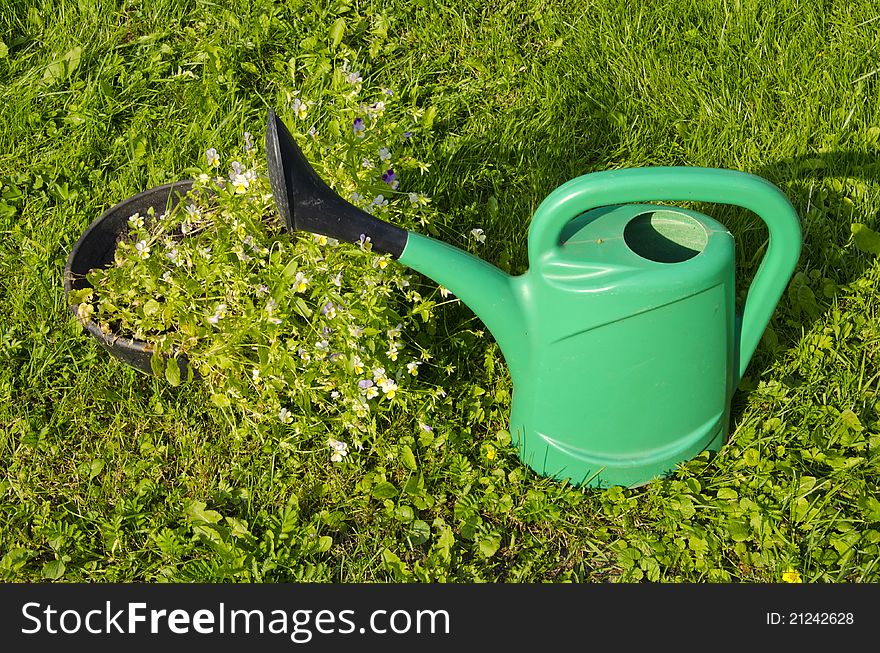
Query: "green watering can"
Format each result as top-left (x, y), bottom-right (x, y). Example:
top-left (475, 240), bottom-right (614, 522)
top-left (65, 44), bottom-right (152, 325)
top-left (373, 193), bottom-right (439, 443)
top-left (266, 110), bottom-right (802, 487)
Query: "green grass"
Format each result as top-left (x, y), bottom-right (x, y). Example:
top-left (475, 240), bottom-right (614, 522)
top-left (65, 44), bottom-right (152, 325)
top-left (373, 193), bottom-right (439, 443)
top-left (2, 0), bottom-right (880, 582)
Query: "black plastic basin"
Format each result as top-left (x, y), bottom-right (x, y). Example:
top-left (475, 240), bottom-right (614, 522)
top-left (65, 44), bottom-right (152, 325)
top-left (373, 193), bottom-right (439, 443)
top-left (63, 181), bottom-right (194, 377)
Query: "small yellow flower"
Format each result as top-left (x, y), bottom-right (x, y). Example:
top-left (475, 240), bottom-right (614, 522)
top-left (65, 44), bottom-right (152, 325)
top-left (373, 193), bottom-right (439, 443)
top-left (485, 445), bottom-right (496, 461)
top-left (782, 569), bottom-right (802, 583)
top-left (232, 174), bottom-right (249, 194)
top-left (293, 271), bottom-right (309, 293)
top-left (292, 98), bottom-right (308, 120)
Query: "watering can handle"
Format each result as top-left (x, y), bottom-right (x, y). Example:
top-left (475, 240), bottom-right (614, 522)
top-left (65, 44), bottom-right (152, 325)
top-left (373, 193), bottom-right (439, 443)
top-left (528, 167), bottom-right (802, 382)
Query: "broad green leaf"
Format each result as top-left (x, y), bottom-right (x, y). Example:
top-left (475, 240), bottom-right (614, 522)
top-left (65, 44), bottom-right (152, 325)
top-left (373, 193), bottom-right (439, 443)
top-left (41, 46), bottom-right (82, 86)
top-left (422, 106), bottom-right (437, 129)
top-left (41, 559), bottom-right (65, 580)
top-left (329, 17), bottom-right (346, 48)
top-left (226, 517), bottom-right (251, 538)
top-left (316, 535), bottom-right (333, 553)
top-left (150, 352), bottom-right (164, 376)
top-left (0, 40), bottom-right (7, 59)
top-left (381, 548), bottom-right (409, 580)
top-left (858, 496), bottom-right (880, 522)
top-left (435, 525), bottom-right (454, 562)
top-left (852, 223), bottom-right (880, 255)
top-left (165, 357), bottom-right (181, 386)
top-left (89, 459), bottom-right (105, 480)
top-left (394, 505), bottom-right (414, 523)
top-left (840, 409), bottom-right (863, 432)
top-left (68, 288), bottom-right (93, 305)
top-left (210, 393), bottom-right (230, 408)
top-left (0, 549), bottom-right (31, 572)
top-left (371, 481), bottom-right (398, 499)
top-left (143, 298), bottom-right (160, 316)
top-left (185, 500), bottom-right (222, 525)
top-left (716, 488), bottom-right (738, 500)
top-left (477, 534), bottom-right (501, 558)
top-left (727, 518), bottom-right (750, 542)
top-left (399, 444), bottom-right (417, 471)
top-left (409, 520), bottom-right (431, 545)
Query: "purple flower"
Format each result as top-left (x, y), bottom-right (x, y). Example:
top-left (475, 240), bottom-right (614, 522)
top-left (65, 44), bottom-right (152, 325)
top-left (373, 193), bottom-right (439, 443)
top-left (321, 301), bottom-right (336, 318)
top-left (382, 169), bottom-right (398, 189)
top-left (353, 118), bottom-right (365, 136)
top-left (402, 131), bottom-right (413, 140)
top-left (358, 379), bottom-right (374, 389)
top-left (329, 352), bottom-right (342, 362)
top-left (323, 326), bottom-right (333, 336)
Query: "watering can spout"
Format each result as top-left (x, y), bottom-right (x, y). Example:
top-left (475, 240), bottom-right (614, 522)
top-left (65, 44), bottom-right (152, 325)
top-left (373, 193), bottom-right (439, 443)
top-left (265, 109), bottom-right (529, 382)
top-left (265, 108), bottom-right (409, 256)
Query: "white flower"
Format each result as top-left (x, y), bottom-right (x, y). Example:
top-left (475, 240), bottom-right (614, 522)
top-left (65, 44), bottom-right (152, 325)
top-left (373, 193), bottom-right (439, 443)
top-left (439, 286), bottom-right (451, 299)
top-left (378, 378), bottom-right (398, 399)
top-left (207, 303), bottom-right (227, 325)
top-left (314, 234), bottom-right (329, 246)
top-left (166, 248), bottom-right (182, 266)
top-left (373, 256), bottom-right (388, 270)
top-left (378, 147), bottom-right (391, 161)
top-left (162, 271), bottom-right (172, 283)
top-left (387, 324), bottom-right (402, 339)
top-left (292, 98), bottom-right (308, 119)
top-left (346, 70), bottom-right (362, 85)
top-left (361, 158), bottom-right (374, 169)
top-left (230, 161), bottom-right (244, 177)
top-left (278, 407), bottom-right (293, 424)
top-left (365, 386), bottom-right (379, 399)
top-left (232, 174), bottom-right (250, 194)
top-left (315, 340), bottom-right (329, 352)
top-left (252, 368), bottom-right (261, 382)
top-left (407, 361), bottom-right (422, 376)
top-left (135, 240), bottom-right (150, 259)
top-left (471, 228), bottom-right (486, 243)
top-left (307, 126), bottom-right (318, 138)
top-left (328, 438), bottom-right (349, 462)
top-left (293, 271), bottom-right (309, 293)
top-left (371, 195), bottom-right (388, 209)
top-left (197, 172), bottom-right (210, 184)
top-left (372, 367), bottom-right (386, 382)
top-left (243, 132), bottom-right (254, 152)
top-left (205, 148), bottom-right (219, 168)
top-left (387, 344), bottom-right (399, 361)
top-left (128, 213), bottom-right (144, 229)
top-left (351, 191), bottom-right (364, 203)
top-left (265, 298), bottom-right (278, 314)
top-left (408, 192), bottom-right (419, 206)
top-left (352, 355), bottom-right (364, 374)
top-left (331, 272), bottom-right (342, 287)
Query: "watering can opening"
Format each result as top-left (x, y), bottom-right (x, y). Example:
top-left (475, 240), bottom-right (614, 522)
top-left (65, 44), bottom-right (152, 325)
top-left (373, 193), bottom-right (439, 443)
top-left (623, 209), bottom-right (709, 263)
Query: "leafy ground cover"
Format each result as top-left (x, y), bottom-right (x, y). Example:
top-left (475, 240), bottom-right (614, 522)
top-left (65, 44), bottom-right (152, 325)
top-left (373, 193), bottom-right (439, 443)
top-left (2, 0), bottom-right (880, 582)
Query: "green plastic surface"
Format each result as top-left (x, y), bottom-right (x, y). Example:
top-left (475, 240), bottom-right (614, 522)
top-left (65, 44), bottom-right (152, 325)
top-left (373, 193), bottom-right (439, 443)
top-left (399, 167), bottom-right (801, 487)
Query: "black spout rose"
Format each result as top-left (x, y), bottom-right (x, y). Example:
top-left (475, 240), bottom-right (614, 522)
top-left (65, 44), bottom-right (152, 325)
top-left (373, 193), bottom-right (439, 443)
top-left (265, 109), bottom-right (409, 258)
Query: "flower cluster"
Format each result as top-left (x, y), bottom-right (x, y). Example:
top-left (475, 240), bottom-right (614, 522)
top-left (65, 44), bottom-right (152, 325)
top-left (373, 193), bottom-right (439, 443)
top-left (79, 59), bottom-right (451, 465)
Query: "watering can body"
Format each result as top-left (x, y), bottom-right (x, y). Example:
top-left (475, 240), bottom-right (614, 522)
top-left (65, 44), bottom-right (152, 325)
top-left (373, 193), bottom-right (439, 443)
top-left (266, 111), bottom-right (802, 487)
